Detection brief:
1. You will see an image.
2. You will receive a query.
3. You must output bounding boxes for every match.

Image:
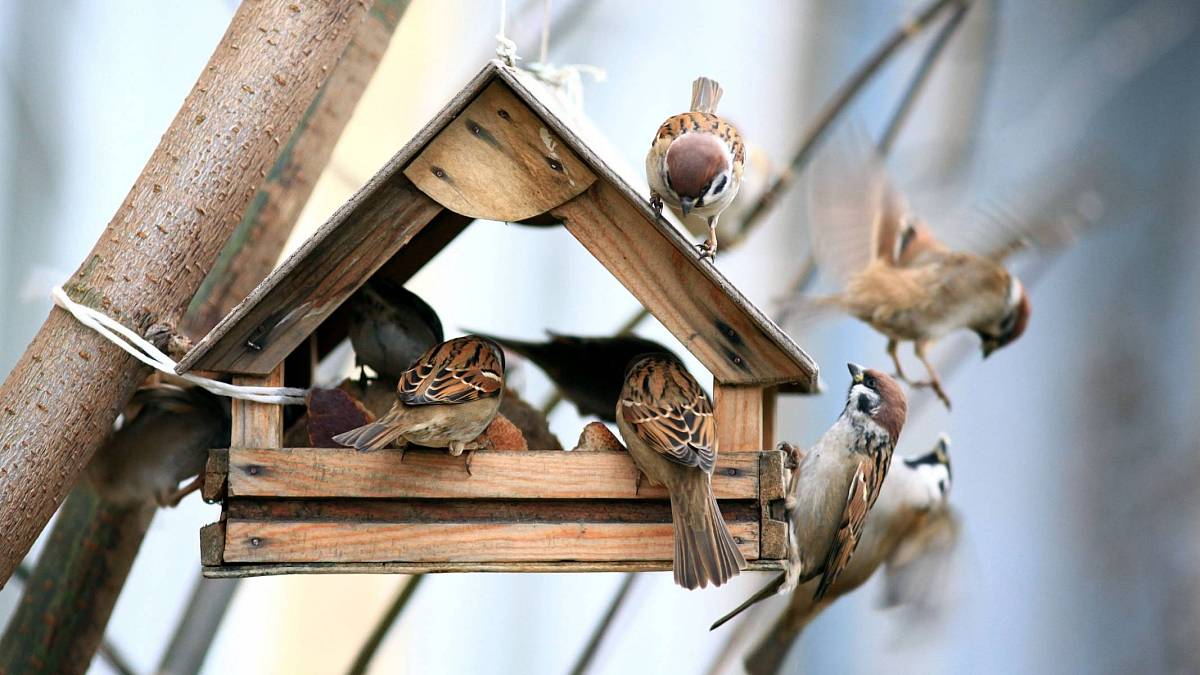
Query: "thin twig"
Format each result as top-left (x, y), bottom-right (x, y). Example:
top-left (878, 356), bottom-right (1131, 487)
top-left (567, 573), bottom-right (638, 675)
top-left (156, 576), bottom-right (242, 675)
top-left (346, 574), bottom-right (426, 675)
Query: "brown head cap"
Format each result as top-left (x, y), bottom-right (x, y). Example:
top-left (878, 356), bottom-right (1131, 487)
top-left (666, 134), bottom-right (728, 199)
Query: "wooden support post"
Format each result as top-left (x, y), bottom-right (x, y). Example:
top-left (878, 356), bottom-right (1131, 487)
top-left (232, 365), bottom-right (285, 449)
top-left (714, 384), bottom-right (766, 451)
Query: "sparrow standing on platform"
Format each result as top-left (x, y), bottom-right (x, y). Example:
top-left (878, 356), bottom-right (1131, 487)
top-left (616, 355), bottom-right (747, 589)
top-left (646, 76), bottom-right (745, 260)
top-left (333, 336), bottom-right (505, 464)
top-left (711, 364), bottom-right (906, 624)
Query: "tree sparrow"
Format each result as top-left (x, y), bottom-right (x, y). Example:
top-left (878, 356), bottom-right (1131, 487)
top-left (346, 279), bottom-right (443, 381)
top-left (711, 364), bottom-right (906, 624)
top-left (646, 76), bottom-right (745, 261)
top-left (803, 133), bottom-right (1046, 409)
top-left (333, 336), bottom-right (505, 464)
top-left (616, 354), bottom-right (747, 589)
top-left (473, 331), bottom-right (675, 422)
top-left (739, 435), bottom-right (956, 675)
top-left (85, 385), bottom-right (230, 507)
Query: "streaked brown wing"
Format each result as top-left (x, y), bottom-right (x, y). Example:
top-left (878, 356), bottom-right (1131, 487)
top-left (398, 337), bottom-right (503, 406)
top-left (619, 358), bottom-right (716, 472)
top-left (813, 456), bottom-right (883, 601)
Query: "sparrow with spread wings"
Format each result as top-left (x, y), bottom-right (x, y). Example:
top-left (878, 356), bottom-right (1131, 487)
top-left (333, 336), bottom-right (505, 468)
top-left (616, 354), bottom-right (747, 589)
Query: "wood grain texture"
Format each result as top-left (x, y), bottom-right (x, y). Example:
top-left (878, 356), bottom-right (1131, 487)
top-left (714, 384), bottom-right (765, 451)
top-left (231, 367), bottom-right (284, 448)
top-left (0, 0), bottom-right (368, 586)
top-left (405, 81), bottom-right (596, 221)
top-left (200, 521), bottom-right (227, 567)
top-left (223, 520), bottom-right (759, 563)
top-left (183, 178), bottom-right (443, 374)
top-left (227, 448), bottom-right (761, 499)
top-left (203, 559), bottom-right (785, 578)
top-left (203, 449), bottom-right (229, 503)
top-left (759, 449), bottom-right (789, 560)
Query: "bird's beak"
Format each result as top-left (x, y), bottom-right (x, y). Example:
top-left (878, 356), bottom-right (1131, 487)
top-left (847, 362), bottom-right (864, 384)
top-left (680, 197), bottom-right (695, 217)
top-left (981, 342), bottom-right (996, 359)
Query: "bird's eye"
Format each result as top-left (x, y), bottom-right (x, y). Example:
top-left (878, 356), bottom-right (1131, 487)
top-left (864, 376), bottom-right (877, 389)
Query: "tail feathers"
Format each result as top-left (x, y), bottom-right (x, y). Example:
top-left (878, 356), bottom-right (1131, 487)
top-left (332, 409), bottom-right (407, 452)
top-left (672, 480), bottom-right (747, 590)
top-left (690, 77), bottom-right (723, 114)
top-left (710, 573), bottom-right (786, 631)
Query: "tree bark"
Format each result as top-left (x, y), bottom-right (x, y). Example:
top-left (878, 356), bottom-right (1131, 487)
top-left (0, 0), bottom-right (369, 587)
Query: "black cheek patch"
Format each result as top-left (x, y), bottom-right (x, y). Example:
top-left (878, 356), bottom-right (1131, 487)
top-left (857, 393), bottom-right (872, 414)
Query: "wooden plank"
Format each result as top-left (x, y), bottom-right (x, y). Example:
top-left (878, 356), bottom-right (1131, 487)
top-left (374, 209), bottom-right (475, 287)
top-left (405, 81), bottom-right (597, 221)
top-left (759, 449), bottom-right (789, 560)
top-left (762, 387), bottom-right (777, 450)
top-left (551, 181), bottom-right (813, 388)
top-left (199, 521), bottom-right (226, 567)
top-left (203, 559), bottom-right (785, 578)
top-left (223, 520), bottom-right (759, 563)
top-left (183, 178), bottom-right (444, 374)
top-left (231, 367), bottom-right (284, 448)
top-left (227, 448), bottom-right (761, 500)
top-left (714, 384), bottom-right (765, 451)
top-left (202, 449), bottom-right (229, 503)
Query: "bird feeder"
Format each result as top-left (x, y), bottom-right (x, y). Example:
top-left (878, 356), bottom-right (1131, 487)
top-left (181, 61), bottom-right (820, 578)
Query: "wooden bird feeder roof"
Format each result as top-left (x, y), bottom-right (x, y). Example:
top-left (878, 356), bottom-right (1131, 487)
top-left (176, 61), bottom-right (819, 393)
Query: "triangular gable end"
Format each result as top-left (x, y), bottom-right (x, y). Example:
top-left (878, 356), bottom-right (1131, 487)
top-left (177, 62), bottom-right (818, 393)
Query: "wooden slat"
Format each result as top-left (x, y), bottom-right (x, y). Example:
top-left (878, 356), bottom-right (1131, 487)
top-left (551, 181), bottom-right (812, 388)
top-left (202, 449), bottom-right (229, 503)
top-left (223, 520), bottom-right (759, 564)
top-left (374, 209), bottom-right (474, 286)
top-left (231, 367), bottom-right (284, 448)
top-left (203, 559), bottom-right (785, 578)
top-left (758, 449), bottom-right (789, 560)
top-left (714, 384), bottom-right (765, 451)
top-left (405, 81), bottom-right (596, 221)
top-left (199, 521), bottom-right (226, 567)
top-left (227, 448), bottom-right (761, 500)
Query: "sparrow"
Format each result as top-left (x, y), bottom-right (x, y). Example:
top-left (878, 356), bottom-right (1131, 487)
top-left (801, 131), bottom-right (1047, 409)
top-left (738, 435), bottom-right (956, 675)
top-left (85, 385), bottom-right (231, 507)
top-left (471, 331), bottom-right (675, 422)
top-left (345, 279), bottom-right (443, 381)
top-left (646, 76), bottom-right (745, 260)
top-left (332, 336), bottom-right (505, 466)
top-left (615, 354), bottom-right (747, 589)
top-left (710, 363), bottom-right (906, 625)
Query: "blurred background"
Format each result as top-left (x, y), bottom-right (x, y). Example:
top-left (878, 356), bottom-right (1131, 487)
top-left (1, 0), bottom-right (1198, 673)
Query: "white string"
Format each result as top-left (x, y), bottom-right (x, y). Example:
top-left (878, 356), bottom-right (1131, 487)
top-left (52, 286), bottom-right (308, 405)
top-left (538, 0), bottom-right (550, 64)
top-left (495, 0), bottom-right (520, 66)
top-left (520, 0), bottom-right (605, 113)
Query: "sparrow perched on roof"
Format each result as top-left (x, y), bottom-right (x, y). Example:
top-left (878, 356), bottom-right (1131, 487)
top-left (646, 76), bottom-right (745, 261)
top-left (85, 385), bottom-right (230, 507)
top-left (737, 435), bottom-right (956, 675)
top-left (711, 364), bottom-right (906, 624)
top-left (616, 354), bottom-right (747, 589)
top-left (345, 279), bottom-right (443, 381)
top-left (797, 133), bottom-right (1058, 409)
top-left (333, 336), bottom-right (505, 464)
top-left (473, 331), bottom-right (675, 422)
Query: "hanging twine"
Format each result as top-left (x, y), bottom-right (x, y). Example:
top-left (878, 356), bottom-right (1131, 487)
top-left (51, 286), bottom-right (308, 405)
top-left (495, 0), bottom-right (520, 66)
top-left (522, 0), bottom-right (606, 112)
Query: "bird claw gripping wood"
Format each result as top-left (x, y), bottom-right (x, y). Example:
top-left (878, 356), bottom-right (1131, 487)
top-left (649, 192), bottom-right (664, 216)
top-left (695, 240), bottom-right (717, 262)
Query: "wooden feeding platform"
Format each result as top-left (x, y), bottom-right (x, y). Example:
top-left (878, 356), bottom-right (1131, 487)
top-left (182, 60), bottom-right (819, 579)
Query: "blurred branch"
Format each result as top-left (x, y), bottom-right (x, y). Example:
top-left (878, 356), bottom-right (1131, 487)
top-left (568, 573), bottom-right (638, 675)
top-left (346, 574), bottom-right (425, 675)
top-left (155, 576), bottom-right (242, 675)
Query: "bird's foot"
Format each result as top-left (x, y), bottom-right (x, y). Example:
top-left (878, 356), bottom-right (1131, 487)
top-left (634, 470), bottom-right (645, 496)
top-left (649, 193), bottom-right (663, 216)
top-left (463, 448), bottom-right (475, 477)
top-left (695, 239), bottom-right (717, 262)
top-left (160, 475), bottom-right (203, 508)
top-left (908, 379), bottom-right (952, 410)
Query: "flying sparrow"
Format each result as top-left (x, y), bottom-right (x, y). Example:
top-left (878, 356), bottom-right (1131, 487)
top-left (711, 363), bottom-right (906, 625)
top-left (473, 331), bottom-right (675, 422)
top-left (739, 435), bottom-right (956, 675)
top-left (616, 354), bottom-right (747, 589)
top-left (646, 76), bottom-right (745, 261)
top-left (800, 133), bottom-right (1049, 409)
top-left (85, 385), bottom-right (230, 507)
top-left (332, 336), bottom-right (505, 467)
top-left (345, 279), bottom-right (443, 381)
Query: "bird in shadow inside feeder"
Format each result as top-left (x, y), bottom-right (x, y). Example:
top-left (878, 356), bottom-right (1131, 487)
top-left (332, 336), bottom-right (505, 472)
top-left (471, 330), bottom-right (676, 422)
top-left (712, 363), bottom-right (907, 625)
top-left (734, 434), bottom-right (957, 675)
top-left (646, 76), bottom-right (745, 261)
top-left (615, 354), bottom-right (747, 589)
top-left (345, 279), bottom-right (443, 381)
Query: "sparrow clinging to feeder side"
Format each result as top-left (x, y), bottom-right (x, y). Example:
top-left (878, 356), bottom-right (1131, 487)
top-left (345, 279), bottom-right (443, 381)
top-left (472, 331), bottom-right (676, 423)
top-left (737, 435), bottom-right (956, 675)
top-left (333, 336), bottom-right (505, 467)
top-left (615, 354), bottom-right (747, 589)
top-left (711, 363), bottom-right (906, 626)
top-left (646, 76), bottom-right (745, 261)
